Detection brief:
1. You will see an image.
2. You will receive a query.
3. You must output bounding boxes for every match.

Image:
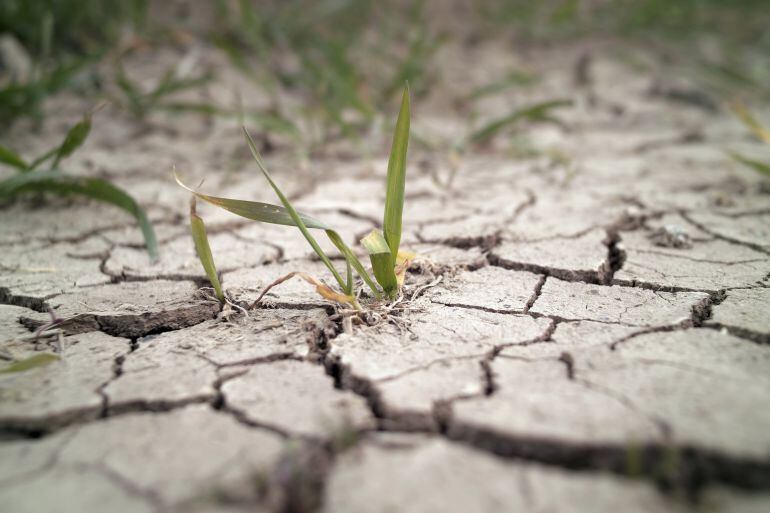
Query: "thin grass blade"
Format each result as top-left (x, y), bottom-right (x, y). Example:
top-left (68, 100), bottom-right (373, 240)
top-left (731, 102), bottom-right (770, 145)
top-left (326, 229), bottom-right (381, 298)
top-left (242, 127), bottom-right (348, 292)
top-left (27, 146), bottom-right (59, 172)
top-left (729, 151), bottom-right (770, 177)
top-left (0, 170), bottom-right (159, 261)
top-left (152, 71), bottom-right (213, 101)
top-left (383, 84), bottom-right (410, 265)
top-left (174, 170), bottom-right (330, 228)
top-left (190, 198), bottom-right (225, 302)
top-left (175, 168), bottom-right (381, 298)
top-left (465, 69), bottom-right (537, 101)
top-left (0, 145), bottom-right (28, 171)
top-left (115, 63), bottom-right (143, 114)
top-left (52, 113), bottom-right (92, 168)
top-left (467, 99), bottom-right (572, 147)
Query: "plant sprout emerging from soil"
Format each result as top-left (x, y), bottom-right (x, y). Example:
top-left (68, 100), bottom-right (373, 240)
top-left (176, 85), bottom-right (412, 310)
top-left (0, 107), bottom-right (158, 260)
top-left (113, 59), bottom-right (215, 120)
top-left (189, 196), bottom-right (225, 303)
top-left (213, 1), bottom-right (440, 149)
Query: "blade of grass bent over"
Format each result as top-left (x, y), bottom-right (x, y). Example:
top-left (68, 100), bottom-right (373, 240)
top-left (252, 271), bottom-right (356, 309)
top-left (383, 85), bottom-right (410, 265)
top-left (0, 170), bottom-right (158, 261)
top-left (52, 112), bottom-right (93, 168)
top-left (174, 171), bottom-right (329, 229)
top-left (190, 198), bottom-right (225, 302)
top-left (174, 169), bottom-right (382, 299)
top-left (243, 126), bottom-right (379, 297)
top-left (242, 127), bottom-right (350, 294)
top-left (467, 99), bottom-right (572, 147)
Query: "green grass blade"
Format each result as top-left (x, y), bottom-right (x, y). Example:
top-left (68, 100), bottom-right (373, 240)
top-left (729, 151), bottom-right (770, 177)
top-left (160, 101), bottom-right (223, 116)
top-left (159, 104), bottom-right (301, 140)
top-left (152, 71), bottom-right (213, 101)
top-left (0, 170), bottom-right (159, 261)
top-left (176, 170), bottom-right (379, 297)
top-left (326, 229), bottom-right (381, 298)
top-left (344, 256), bottom-right (353, 296)
top-left (0, 144), bottom-right (28, 171)
top-left (0, 353), bottom-right (59, 374)
top-left (174, 171), bottom-right (330, 229)
top-left (115, 63), bottom-right (143, 115)
top-left (383, 85), bottom-right (411, 265)
top-left (52, 113), bottom-right (92, 168)
top-left (27, 147), bottom-right (60, 172)
top-left (241, 111), bottom-right (301, 139)
top-left (466, 69), bottom-right (537, 101)
top-left (361, 229), bottom-right (397, 298)
top-left (467, 99), bottom-right (573, 146)
top-left (731, 102), bottom-right (770, 145)
top-left (190, 199), bottom-right (225, 302)
top-left (242, 127), bottom-right (347, 291)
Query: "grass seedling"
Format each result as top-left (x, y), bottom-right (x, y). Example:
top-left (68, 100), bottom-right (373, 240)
top-left (0, 108), bottom-right (158, 260)
top-left (189, 196), bottom-right (224, 303)
top-left (466, 99), bottom-right (573, 148)
top-left (0, 13), bottom-right (91, 130)
top-left (0, 2), bottom-right (149, 130)
top-left (462, 68), bottom-right (538, 103)
top-left (113, 59), bottom-right (302, 144)
top-left (418, 97), bottom-right (572, 190)
top-left (728, 101), bottom-right (770, 177)
top-left (176, 85), bottom-right (413, 309)
top-left (113, 60), bottom-right (214, 120)
top-left (213, 1), bottom-right (440, 150)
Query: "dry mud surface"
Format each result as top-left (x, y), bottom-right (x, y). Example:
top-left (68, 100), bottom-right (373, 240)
top-left (1, 40), bottom-right (770, 513)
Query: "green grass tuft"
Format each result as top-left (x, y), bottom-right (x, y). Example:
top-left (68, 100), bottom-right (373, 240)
top-left (0, 113), bottom-right (158, 260)
top-left (174, 84), bottom-right (415, 306)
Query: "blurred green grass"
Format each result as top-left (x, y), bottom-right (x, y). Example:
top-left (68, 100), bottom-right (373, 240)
top-left (1, 0), bottom-right (768, 133)
top-left (0, 0), bottom-right (147, 56)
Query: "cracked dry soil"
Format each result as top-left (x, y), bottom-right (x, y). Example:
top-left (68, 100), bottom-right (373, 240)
top-left (2, 39), bottom-right (770, 513)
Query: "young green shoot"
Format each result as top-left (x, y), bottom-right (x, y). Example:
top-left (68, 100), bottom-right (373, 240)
top-left (174, 84), bottom-right (414, 308)
top-left (189, 196), bottom-right (224, 303)
top-left (114, 60), bottom-right (214, 119)
top-left (463, 68), bottom-right (538, 102)
top-left (0, 111), bottom-right (159, 260)
top-left (466, 99), bottom-right (573, 148)
top-left (362, 85), bottom-right (411, 299)
top-left (420, 96), bottom-right (572, 190)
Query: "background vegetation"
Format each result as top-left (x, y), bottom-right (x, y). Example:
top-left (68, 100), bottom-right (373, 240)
top-left (1, 0), bottom-right (768, 133)
top-left (1, 1), bottom-right (768, 258)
